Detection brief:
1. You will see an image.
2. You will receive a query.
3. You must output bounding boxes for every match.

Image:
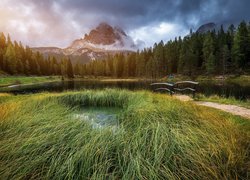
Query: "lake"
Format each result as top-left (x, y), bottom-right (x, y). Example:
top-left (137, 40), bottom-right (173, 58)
top-left (0, 80), bottom-right (249, 100)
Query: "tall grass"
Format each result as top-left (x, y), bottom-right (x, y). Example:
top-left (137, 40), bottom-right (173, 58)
top-left (0, 89), bottom-right (249, 179)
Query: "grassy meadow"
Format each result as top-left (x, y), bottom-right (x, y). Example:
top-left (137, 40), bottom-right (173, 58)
top-left (0, 89), bottom-right (249, 179)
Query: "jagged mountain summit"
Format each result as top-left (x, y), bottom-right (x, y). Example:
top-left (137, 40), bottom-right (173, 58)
top-left (196, 22), bottom-right (218, 33)
top-left (32, 23), bottom-right (136, 62)
top-left (67, 22), bottom-right (136, 52)
top-left (85, 23), bottom-right (134, 47)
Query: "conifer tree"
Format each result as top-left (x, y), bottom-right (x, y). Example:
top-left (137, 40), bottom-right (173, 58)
top-left (232, 21), bottom-right (250, 70)
top-left (203, 33), bottom-right (216, 74)
top-left (221, 45), bottom-right (230, 75)
top-left (67, 58), bottom-right (74, 78)
top-left (4, 43), bottom-right (16, 74)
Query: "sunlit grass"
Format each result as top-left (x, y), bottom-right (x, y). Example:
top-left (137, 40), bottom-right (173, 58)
top-left (0, 89), bottom-right (249, 179)
top-left (0, 93), bottom-right (11, 97)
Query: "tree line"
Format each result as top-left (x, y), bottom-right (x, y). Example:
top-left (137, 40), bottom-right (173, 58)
top-left (0, 21), bottom-right (249, 78)
top-left (0, 34), bottom-right (74, 78)
top-left (80, 21), bottom-right (250, 78)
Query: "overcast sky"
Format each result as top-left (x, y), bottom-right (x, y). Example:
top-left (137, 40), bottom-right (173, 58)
top-left (0, 0), bottom-right (249, 48)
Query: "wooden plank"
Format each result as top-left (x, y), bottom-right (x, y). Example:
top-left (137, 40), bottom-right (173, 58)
top-left (174, 81), bottom-right (199, 85)
top-left (150, 83), bottom-right (174, 86)
top-left (155, 88), bottom-right (173, 92)
top-left (173, 87), bottom-right (196, 92)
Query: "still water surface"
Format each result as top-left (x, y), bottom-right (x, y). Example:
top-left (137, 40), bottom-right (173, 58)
top-left (0, 80), bottom-right (249, 100)
top-left (74, 107), bottom-right (121, 129)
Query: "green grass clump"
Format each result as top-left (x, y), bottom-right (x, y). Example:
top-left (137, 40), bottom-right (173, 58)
top-left (0, 89), bottom-right (249, 179)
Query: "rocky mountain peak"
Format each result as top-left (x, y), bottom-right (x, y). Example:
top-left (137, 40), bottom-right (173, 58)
top-left (32, 22), bottom-right (137, 63)
top-left (68, 22), bottom-right (136, 52)
top-left (196, 22), bottom-right (217, 33)
top-left (83, 22), bottom-right (127, 45)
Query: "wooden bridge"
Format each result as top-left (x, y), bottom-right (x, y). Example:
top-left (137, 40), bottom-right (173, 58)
top-left (150, 81), bottom-right (199, 97)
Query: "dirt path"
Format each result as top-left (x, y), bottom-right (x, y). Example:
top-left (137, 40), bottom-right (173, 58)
top-left (174, 95), bottom-right (193, 101)
top-left (174, 95), bottom-right (250, 119)
top-left (195, 101), bottom-right (250, 119)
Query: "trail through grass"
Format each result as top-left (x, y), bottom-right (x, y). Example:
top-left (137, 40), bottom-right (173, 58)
top-left (196, 94), bottom-right (250, 109)
top-left (0, 89), bottom-right (249, 179)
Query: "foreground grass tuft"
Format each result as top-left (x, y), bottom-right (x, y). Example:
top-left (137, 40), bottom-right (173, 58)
top-left (0, 89), bottom-right (249, 179)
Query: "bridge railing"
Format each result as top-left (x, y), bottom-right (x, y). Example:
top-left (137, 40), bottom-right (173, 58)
top-left (150, 81), bottom-right (199, 97)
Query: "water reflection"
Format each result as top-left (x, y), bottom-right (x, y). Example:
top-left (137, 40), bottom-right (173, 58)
top-left (0, 80), bottom-right (249, 100)
top-left (74, 107), bottom-right (120, 130)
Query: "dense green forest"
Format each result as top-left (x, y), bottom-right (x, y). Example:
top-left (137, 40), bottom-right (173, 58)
top-left (0, 21), bottom-right (249, 78)
top-left (0, 34), bottom-right (74, 78)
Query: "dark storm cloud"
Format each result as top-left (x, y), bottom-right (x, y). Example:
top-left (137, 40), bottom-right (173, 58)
top-left (52, 0), bottom-right (250, 29)
top-left (1, 0), bottom-right (249, 47)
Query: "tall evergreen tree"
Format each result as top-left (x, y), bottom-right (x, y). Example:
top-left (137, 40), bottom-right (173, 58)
top-left (232, 21), bottom-right (250, 70)
top-left (67, 58), bottom-right (74, 78)
top-left (203, 33), bottom-right (216, 74)
top-left (221, 45), bottom-right (230, 75)
top-left (4, 43), bottom-right (16, 74)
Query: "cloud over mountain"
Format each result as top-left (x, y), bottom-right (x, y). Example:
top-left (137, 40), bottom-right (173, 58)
top-left (0, 0), bottom-right (249, 48)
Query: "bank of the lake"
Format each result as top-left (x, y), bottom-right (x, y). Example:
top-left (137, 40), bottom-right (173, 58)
top-left (1, 74), bottom-right (249, 86)
top-left (0, 75), bottom-right (249, 101)
top-left (0, 76), bottom-right (62, 87)
top-left (72, 74), bottom-right (250, 85)
top-left (0, 89), bottom-right (249, 179)
top-left (158, 74), bottom-right (250, 86)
